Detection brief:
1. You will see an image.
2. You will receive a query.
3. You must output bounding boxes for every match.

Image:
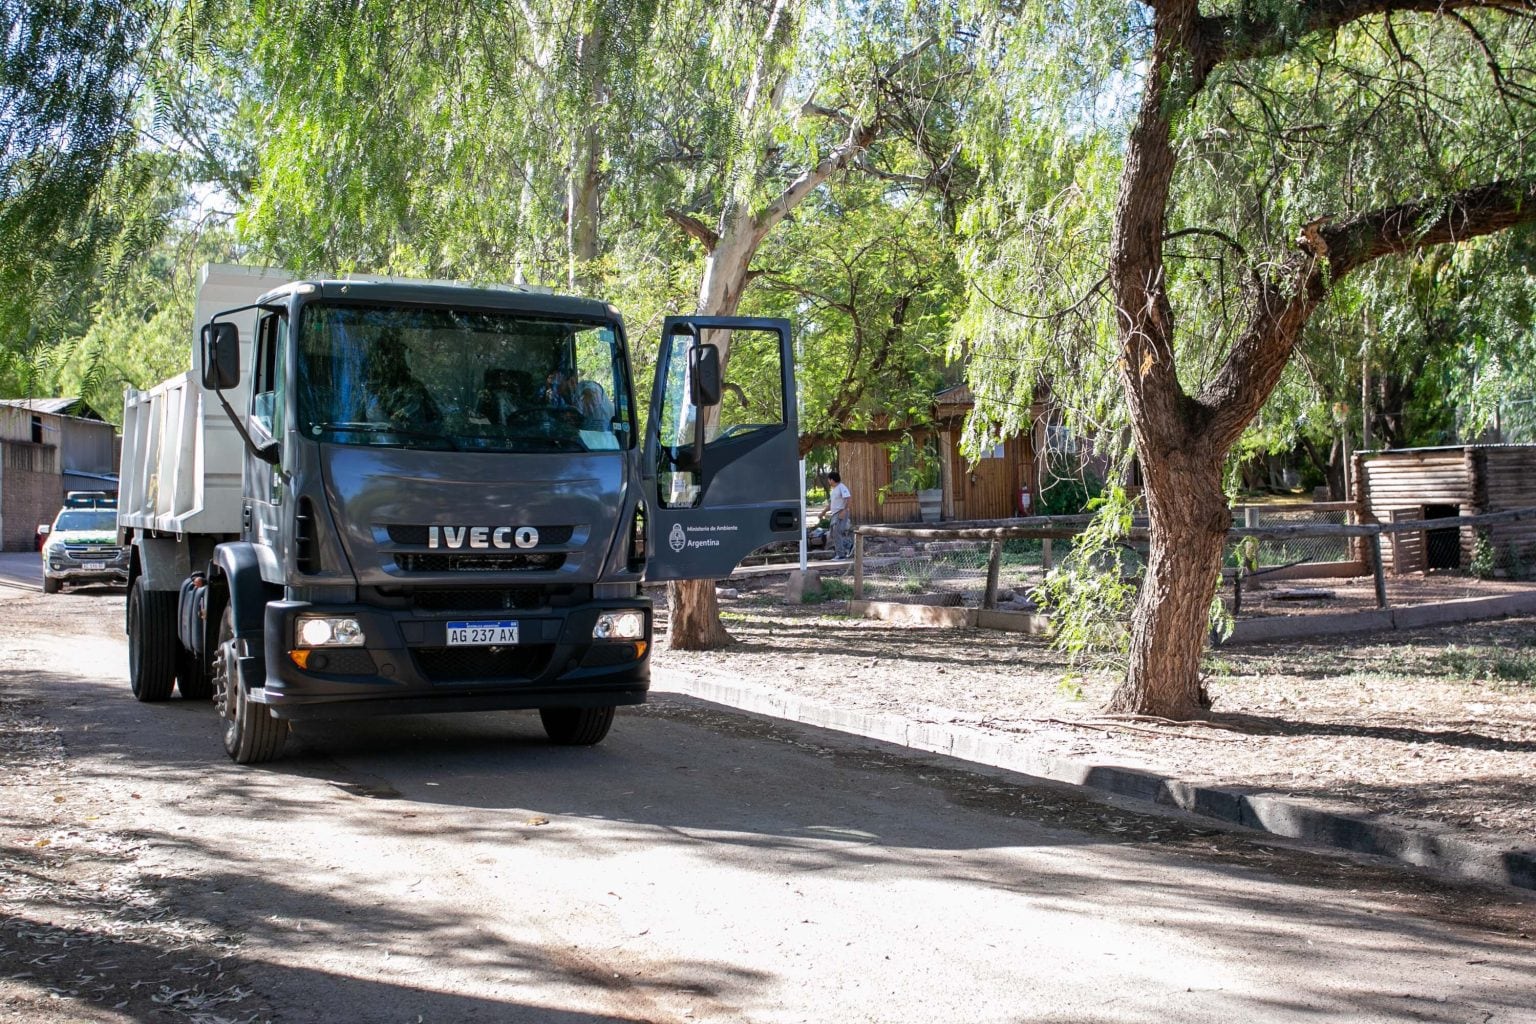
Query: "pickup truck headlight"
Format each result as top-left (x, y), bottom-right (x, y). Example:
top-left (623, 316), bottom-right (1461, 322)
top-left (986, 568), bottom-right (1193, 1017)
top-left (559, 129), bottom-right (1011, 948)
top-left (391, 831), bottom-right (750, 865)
top-left (295, 615), bottom-right (366, 647)
top-left (593, 609), bottom-right (645, 640)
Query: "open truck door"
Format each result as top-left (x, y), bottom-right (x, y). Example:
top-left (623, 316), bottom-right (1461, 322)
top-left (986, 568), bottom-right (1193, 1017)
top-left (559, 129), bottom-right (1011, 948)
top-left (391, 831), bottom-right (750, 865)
top-left (643, 316), bottom-right (801, 581)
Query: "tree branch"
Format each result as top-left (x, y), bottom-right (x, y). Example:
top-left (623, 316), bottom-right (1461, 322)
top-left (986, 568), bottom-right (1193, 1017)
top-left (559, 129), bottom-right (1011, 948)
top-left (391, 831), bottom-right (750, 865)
top-left (1324, 177), bottom-right (1536, 276)
top-left (1202, 0), bottom-right (1536, 75)
top-left (664, 208), bottom-right (719, 253)
top-left (752, 117), bottom-right (879, 239)
top-left (1199, 176), bottom-right (1536, 445)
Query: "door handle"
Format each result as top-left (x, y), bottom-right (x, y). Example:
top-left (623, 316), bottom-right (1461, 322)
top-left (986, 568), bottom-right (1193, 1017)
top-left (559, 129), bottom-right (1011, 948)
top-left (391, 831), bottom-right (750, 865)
top-left (770, 507), bottom-right (799, 532)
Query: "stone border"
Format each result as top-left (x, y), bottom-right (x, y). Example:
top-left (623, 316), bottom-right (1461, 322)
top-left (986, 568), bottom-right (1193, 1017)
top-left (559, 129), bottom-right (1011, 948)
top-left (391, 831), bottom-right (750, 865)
top-left (1227, 589), bottom-right (1536, 644)
top-left (851, 589), bottom-right (1536, 646)
top-left (655, 669), bottom-right (1536, 891)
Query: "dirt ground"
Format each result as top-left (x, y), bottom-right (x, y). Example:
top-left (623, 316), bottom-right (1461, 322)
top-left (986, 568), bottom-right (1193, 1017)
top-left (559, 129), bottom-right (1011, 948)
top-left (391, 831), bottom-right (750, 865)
top-left (655, 571), bottom-right (1536, 846)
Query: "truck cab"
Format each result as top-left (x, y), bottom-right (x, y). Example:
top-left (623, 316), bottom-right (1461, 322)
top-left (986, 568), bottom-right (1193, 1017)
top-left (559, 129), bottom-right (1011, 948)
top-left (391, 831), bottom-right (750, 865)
top-left (118, 266), bottom-right (800, 762)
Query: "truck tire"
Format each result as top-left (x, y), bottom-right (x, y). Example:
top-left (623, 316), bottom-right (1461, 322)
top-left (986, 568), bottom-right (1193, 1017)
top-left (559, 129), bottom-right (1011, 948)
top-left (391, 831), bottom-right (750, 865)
top-left (176, 646), bottom-right (214, 701)
top-left (42, 576), bottom-right (60, 594)
top-left (212, 605), bottom-right (287, 764)
top-left (539, 706), bottom-right (615, 746)
top-left (128, 579), bottom-right (178, 702)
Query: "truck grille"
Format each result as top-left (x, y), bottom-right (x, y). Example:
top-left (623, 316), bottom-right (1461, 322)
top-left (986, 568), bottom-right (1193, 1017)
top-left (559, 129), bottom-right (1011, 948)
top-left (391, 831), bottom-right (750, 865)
top-left (64, 545), bottom-right (125, 559)
top-left (412, 588), bottom-right (566, 612)
top-left (394, 552), bottom-right (566, 573)
top-left (386, 524), bottom-right (575, 546)
top-left (413, 645), bottom-right (552, 683)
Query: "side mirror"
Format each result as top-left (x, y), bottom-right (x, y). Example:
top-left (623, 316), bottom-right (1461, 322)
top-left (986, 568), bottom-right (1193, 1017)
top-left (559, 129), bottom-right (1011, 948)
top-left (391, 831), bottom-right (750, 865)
top-left (37, 524), bottom-right (50, 536)
top-left (201, 322), bottom-right (241, 390)
top-left (689, 345), bottom-right (722, 407)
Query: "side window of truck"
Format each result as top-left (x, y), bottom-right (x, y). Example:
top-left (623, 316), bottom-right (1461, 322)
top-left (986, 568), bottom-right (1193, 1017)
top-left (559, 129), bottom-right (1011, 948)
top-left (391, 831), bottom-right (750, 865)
top-left (252, 313), bottom-right (284, 437)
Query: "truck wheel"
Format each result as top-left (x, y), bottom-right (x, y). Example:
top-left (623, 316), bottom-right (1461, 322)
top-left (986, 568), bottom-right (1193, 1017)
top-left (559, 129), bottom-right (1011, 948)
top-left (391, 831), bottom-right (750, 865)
top-left (539, 706), bottom-right (615, 746)
top-left (42, 576), bottom-right (60, 594)
top-left (127, 579), bottom-right (177, 702)
top-left (176, 646), bottom-right (214, 701)
top-left (212, 605), bottom-right (287, 764)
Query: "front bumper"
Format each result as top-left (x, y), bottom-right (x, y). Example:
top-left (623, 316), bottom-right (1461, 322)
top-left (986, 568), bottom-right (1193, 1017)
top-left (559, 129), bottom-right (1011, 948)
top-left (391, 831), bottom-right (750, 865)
top-left (44, 549), bottom-right (130, 586)
top-left (259, 597), bottom-right (651, 720)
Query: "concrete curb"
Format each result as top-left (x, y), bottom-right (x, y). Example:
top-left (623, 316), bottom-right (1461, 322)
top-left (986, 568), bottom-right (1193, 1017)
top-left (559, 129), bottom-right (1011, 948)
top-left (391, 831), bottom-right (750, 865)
top-left (654, 669), bottom-right (1536, 891)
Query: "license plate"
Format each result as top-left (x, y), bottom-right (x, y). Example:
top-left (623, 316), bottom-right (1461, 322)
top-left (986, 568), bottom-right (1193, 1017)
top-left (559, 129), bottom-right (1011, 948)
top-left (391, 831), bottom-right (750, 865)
top-left (446, 620), bottom-right (519, 646)
top-left (83, 561), bottom-right (106, 571)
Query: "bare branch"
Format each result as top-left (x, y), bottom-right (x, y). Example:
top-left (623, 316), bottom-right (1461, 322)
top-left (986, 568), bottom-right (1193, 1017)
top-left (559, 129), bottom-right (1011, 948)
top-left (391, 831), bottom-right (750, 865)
top-left (1162, 226), bottom-right (1248, 258)
top-left (664, 208), bottom-right (719, 253)
top-left (753, 118), bottom-right (879, 238)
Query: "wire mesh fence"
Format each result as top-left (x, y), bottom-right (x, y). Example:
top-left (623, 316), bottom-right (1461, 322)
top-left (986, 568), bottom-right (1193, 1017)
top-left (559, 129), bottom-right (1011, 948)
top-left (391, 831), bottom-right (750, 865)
top-left (855, 537), bottom-right (1058, 606)
top-left (1232, 503), bottom-right (1354, 574)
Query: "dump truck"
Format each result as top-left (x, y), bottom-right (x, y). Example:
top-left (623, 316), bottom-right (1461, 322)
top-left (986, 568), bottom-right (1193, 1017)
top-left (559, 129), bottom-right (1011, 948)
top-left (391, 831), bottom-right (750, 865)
top-left (119, 264), bottom-right (800, 762)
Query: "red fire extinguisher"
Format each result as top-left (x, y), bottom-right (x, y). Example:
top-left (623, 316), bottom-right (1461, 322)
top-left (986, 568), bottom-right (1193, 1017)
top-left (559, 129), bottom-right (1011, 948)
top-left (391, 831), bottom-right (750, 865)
top-left (1018, 483), bottom-right (1032, 516)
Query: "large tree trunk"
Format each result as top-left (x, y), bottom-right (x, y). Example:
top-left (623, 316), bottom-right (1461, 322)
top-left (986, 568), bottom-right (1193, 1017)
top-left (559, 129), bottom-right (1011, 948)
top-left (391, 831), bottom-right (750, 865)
top-left (1108, 442), bottom-right (1230, 717)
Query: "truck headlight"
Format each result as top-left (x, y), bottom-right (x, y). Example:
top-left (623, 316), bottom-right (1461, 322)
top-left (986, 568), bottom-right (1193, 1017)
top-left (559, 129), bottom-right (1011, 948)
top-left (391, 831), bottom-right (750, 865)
top-left (295, 615), bottom-right (366, 647)
top-left (593, 610), bottom-right (645, 640)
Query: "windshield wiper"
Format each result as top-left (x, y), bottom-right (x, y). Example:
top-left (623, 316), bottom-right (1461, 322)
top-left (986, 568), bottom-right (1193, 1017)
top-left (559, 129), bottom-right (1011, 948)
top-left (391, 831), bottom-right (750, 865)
top-left (496, 434), bottom-right (586, 452)
top-left (313, 422), bottom-right (460, 451)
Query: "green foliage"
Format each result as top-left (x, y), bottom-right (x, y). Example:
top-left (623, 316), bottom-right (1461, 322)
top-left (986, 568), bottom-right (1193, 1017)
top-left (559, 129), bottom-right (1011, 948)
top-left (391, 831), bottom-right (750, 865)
top-left (803, 577), bottom-right (854, 604)
top-left (0, 0), bottom-right (178, 378)
top-left (1036, 456), bottom-right (1103, 516)
top-left (1032, 487), bottom-right (1138, 678)
top-left (1470, 532), bottom-right (1496, 580)
top-left (880, 433), bottom-right (942, 500)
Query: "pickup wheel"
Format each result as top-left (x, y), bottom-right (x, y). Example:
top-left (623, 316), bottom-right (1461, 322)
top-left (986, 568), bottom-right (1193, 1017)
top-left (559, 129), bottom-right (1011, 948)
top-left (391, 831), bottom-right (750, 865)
top-left (176, 646), bottom-right (214, 701)
top-left (212, 605), bottom-right (287, 764)
top-left (127, 580), bottom-right (177, 702)
top-left (42, 576), bottom-right (60, 594)
top-left (539, 706), bottom-right (615, 746)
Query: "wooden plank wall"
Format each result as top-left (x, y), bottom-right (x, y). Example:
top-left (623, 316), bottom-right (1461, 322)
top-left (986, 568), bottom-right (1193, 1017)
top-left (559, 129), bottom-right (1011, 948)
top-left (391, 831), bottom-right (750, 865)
top-left (1477, 447), bottom-right (1536, 570)
top-left (951, 434), bottom-right (1035, 521)
top-left (834, 440), bottom-right (919, 525)
top-left (837, 427), bottom-right (1038, 525)
top-left (1359, 451), bottom-right (1472, 572)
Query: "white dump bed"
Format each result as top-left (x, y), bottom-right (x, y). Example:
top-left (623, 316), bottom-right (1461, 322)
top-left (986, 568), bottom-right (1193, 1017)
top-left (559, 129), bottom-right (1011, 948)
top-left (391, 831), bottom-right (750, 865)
top-left (118, 264), bottom-right (294, 537)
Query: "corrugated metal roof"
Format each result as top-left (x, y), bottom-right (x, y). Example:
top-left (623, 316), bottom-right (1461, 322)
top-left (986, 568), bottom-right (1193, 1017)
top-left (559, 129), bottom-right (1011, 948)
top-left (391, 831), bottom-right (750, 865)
top-left (0, 397), bottom-right (104, 419)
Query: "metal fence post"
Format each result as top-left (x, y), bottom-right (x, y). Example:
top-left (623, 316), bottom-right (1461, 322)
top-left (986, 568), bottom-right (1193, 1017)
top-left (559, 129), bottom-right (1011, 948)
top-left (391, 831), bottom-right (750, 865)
top-left (983, 538), bottom-right (1003, 610)
top-left (853, 531), bottom-right (864, 600)
top-left (1371, 531), bottom-right (1388, 609)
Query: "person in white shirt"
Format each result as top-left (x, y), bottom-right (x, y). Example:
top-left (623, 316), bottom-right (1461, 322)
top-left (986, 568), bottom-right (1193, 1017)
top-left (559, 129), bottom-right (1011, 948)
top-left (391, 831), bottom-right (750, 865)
top-left (827, 471), bottom-right (853, 559)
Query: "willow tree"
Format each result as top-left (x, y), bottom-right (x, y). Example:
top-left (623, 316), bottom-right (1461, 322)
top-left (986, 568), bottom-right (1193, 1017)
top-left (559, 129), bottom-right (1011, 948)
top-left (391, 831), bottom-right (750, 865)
top-left (229, 0), bottom-right (658, 285)
top-left (0, 0), bottom-right (177, 384)
top-left (961, 1), bottom-right (1536, 716)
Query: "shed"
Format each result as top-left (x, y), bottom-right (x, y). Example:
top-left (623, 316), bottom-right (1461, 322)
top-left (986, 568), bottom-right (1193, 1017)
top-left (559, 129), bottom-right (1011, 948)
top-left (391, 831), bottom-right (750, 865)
top-left (0, 398), bottom-right (118, 550)
top-left (1355, 444), bottom-right (1536, 574)
top-left (833, 385), bottom-right (1045, 525)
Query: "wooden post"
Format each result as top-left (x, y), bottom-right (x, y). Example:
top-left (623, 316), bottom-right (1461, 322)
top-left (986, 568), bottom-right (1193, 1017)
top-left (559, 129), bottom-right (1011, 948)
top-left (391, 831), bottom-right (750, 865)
top-left (983, 538), bottom-right (1003, 610)
top-left (1042, 537), bottom-right (1053, 570)
top-left (853, 531), bottom-right (864, 600)
top-left (1370, 531), bottom-right (1388, 609)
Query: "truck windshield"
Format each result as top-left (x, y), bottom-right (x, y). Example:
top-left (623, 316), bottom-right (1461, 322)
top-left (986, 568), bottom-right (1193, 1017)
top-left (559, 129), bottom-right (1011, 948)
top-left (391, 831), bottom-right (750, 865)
top-left (297, 302), bottom-right (631, 453)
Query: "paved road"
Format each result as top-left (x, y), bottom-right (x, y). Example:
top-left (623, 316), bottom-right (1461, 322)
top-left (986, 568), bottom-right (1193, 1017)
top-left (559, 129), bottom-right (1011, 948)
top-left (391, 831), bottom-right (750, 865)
top-left (2, 587), bottom-right (1534, 1023)
top-left (0, 550), bottom-right (41, 590)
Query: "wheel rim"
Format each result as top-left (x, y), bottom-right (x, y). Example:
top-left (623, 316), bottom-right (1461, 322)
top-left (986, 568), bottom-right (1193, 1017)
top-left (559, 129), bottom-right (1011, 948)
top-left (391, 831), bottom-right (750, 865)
top-left (213, 621), bottom-right (240, 753)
